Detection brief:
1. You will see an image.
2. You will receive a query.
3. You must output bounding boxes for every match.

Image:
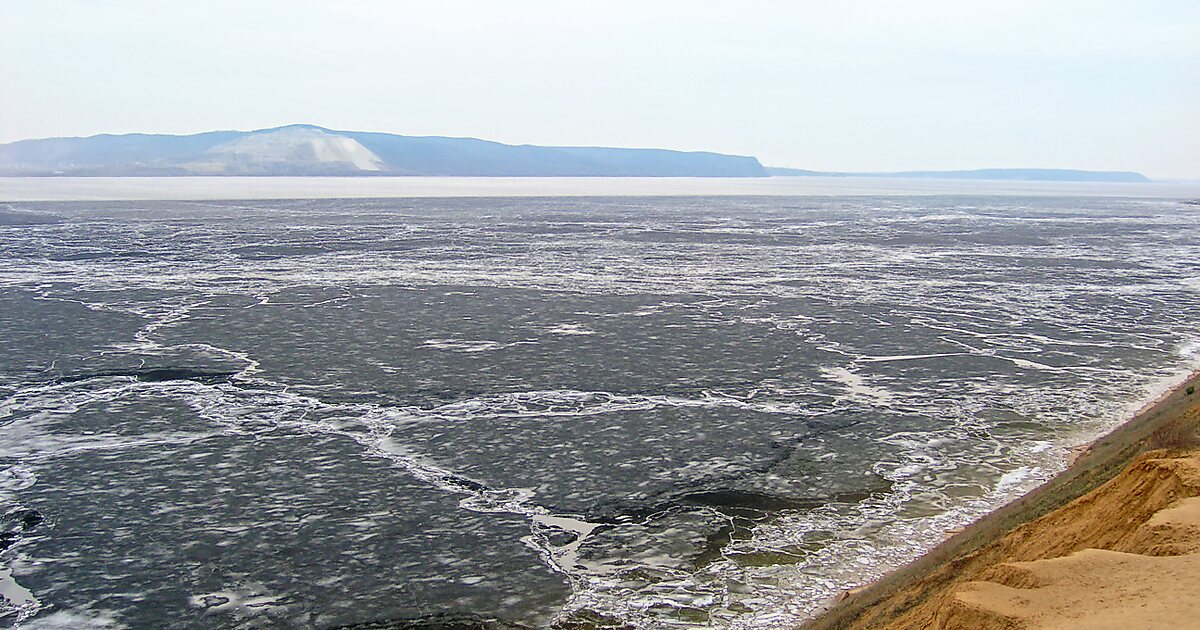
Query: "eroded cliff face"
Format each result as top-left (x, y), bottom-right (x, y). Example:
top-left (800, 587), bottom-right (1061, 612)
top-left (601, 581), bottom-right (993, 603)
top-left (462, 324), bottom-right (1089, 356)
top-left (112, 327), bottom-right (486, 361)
top-left (934, 454), bottom-right (1200, 629)
top-left (807, 383), bottom-right (1200, 630)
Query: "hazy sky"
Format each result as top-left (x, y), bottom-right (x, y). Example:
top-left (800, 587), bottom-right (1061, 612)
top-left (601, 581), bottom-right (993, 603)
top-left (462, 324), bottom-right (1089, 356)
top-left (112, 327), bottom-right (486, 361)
top-left (2, 1), bottom-right (1198, 178)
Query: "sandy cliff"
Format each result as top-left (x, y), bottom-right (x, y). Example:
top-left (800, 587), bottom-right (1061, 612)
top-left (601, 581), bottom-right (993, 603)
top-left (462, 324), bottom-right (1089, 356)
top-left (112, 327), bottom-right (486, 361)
top-left (935, 450), bottom-right (1200, 629)
top-left (807, 375), bottom-right (1200, 630)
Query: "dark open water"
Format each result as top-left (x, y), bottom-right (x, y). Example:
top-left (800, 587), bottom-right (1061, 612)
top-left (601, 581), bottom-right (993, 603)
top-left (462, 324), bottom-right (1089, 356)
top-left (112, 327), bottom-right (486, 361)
top-left (1, 195), bottom-right (1199, 628)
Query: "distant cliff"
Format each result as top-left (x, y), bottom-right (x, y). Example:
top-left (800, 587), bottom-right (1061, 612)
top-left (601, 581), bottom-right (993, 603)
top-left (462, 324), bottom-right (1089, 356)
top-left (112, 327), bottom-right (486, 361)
top-left (766, 166), bottom-right (1151, 183)
top-left (0, 125), bottom-right (769, 177)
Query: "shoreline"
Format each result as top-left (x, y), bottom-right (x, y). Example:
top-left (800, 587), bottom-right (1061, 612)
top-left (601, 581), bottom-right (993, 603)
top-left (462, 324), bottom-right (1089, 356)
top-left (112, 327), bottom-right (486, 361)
top-left (804, 364), bottom-right (1200, 628)
top-left (4, 176), bottom-right (1200, 202)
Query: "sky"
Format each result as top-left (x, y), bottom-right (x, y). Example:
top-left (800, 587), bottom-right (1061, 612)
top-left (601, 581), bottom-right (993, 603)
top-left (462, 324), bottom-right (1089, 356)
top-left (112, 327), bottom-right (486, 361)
top-left (2, 1), bottom-right (1198, 178)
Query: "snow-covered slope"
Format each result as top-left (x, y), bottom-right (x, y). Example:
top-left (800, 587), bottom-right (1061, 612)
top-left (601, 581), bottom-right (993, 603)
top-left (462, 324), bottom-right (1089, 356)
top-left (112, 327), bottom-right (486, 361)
top-left (186, 126), bottom-right (384, 174)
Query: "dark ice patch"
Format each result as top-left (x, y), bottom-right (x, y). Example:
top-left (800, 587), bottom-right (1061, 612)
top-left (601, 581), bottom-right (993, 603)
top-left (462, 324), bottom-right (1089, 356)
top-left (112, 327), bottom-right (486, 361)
top-left (53, 367), bottom-right (238, 385)
top-left (0, 507), bottom-right (45, 552)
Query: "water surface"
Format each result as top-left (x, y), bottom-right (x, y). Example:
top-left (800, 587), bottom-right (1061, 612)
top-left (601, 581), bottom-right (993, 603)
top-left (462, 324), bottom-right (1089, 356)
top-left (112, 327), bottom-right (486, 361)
top-left (1, 194), bottom-right (1199, 628)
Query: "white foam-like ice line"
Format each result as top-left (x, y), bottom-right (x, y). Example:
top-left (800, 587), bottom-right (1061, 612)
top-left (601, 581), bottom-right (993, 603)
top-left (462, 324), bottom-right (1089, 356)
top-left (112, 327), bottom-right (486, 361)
top-left (13, 608), bottom-right (124, 629)
top-left (133, 300), bottom-right (208, 344)
top-left (4, 241), bottom-right (1163, 302)
top-left (425, 388), bottom-right (836, 420)
top-left (859, 352), bottom-right (970, 363)
top-left (546, 323), bottom-right (596, 336)
top-left (0, 380), bottom-right (147, 422)
top-left (420, 338), bottom-right (512, 353)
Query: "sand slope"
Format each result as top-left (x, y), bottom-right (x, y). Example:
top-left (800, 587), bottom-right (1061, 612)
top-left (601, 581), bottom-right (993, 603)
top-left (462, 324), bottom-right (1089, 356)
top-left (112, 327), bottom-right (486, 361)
top-left (935, 471), bottom-right (1200, 628)
top-left (944, 548), bottom-right (1200, 629)
top-left (806, 380), bottom-right (1200, 630)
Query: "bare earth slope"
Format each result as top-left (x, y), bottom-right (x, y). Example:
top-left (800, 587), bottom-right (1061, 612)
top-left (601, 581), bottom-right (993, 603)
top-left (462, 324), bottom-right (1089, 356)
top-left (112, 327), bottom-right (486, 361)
top-left (937, 453), bottom-right (1200, 629)
top-left (806, 373), bottom-right (1200, 630)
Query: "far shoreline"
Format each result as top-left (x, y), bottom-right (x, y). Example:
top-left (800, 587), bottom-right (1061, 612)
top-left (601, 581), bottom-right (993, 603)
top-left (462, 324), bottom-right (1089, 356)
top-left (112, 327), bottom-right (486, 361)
top-left (3, 175), bottom-right (1200, 202)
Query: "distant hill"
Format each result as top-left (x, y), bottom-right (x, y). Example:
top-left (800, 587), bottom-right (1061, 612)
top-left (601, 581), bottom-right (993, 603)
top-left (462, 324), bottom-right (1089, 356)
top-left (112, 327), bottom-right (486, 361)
top-left (0, 125), bottom-right (768, 177)
top-left (1, 127), bottom-right (1151, 182)
top-left (766, 166), bottom-right (1151, 183)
